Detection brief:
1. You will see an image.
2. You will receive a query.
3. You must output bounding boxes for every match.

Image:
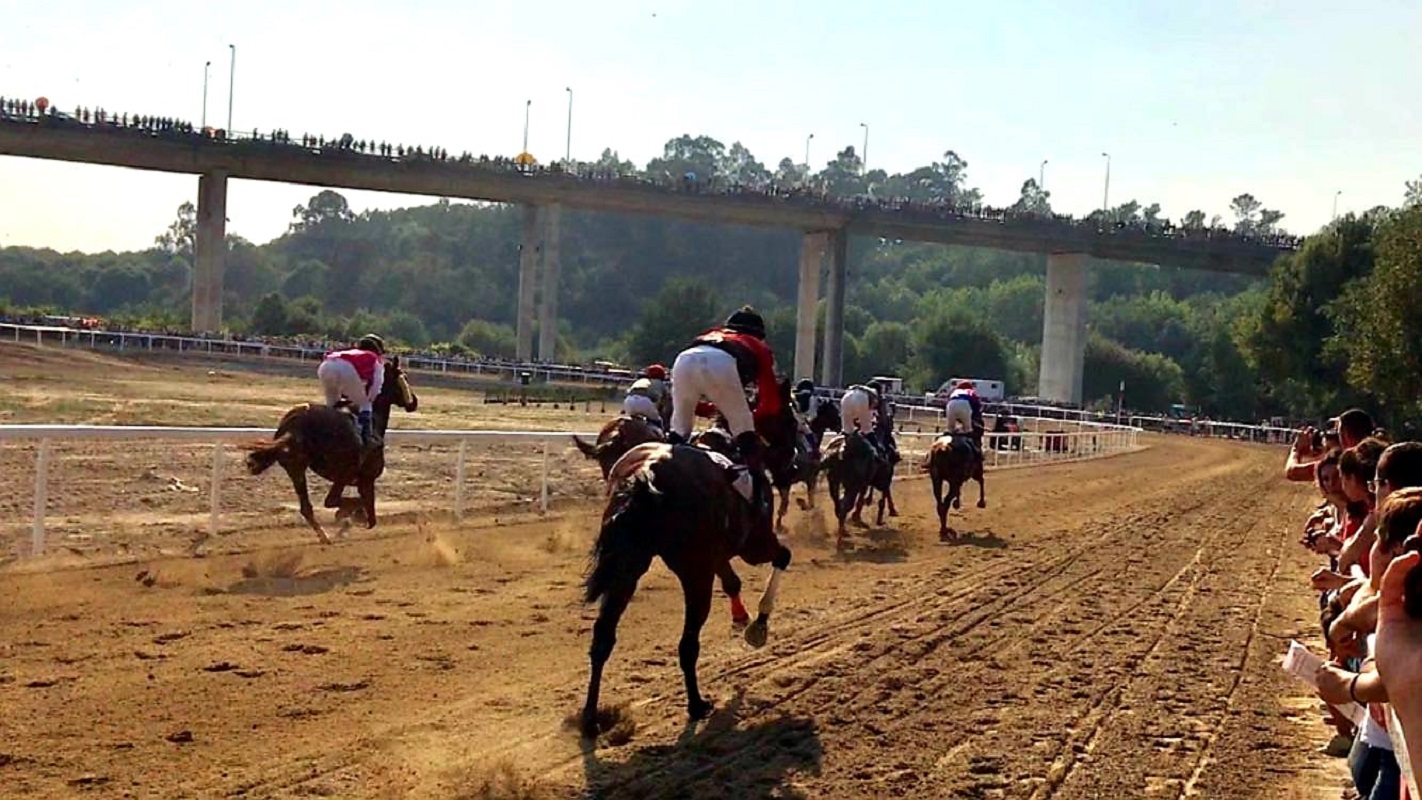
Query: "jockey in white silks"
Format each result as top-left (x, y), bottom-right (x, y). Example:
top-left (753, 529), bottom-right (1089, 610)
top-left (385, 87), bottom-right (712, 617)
top-left (622, 364), bottom-right (670, 426)
top-left (792, 378), bottom-right (821, 459)
top-left (839, 383), bottom-right (878, 436)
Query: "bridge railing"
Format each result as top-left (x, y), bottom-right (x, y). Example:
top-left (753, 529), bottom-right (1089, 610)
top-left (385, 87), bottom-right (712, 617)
top-left (0, 419), bottom-right (1141, 559)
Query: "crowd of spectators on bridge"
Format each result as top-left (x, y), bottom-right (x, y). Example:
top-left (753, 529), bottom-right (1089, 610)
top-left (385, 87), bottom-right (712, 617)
top-left (0, 97), bottom-right (1303, 250)
top-left (1287, 410), bottom-right (1422, 798)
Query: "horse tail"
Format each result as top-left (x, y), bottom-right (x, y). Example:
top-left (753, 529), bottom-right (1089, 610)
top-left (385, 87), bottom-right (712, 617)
top-left (245, 434), bottom-right (293, 475)
top-left (584, 484), bottom-right (659, 606)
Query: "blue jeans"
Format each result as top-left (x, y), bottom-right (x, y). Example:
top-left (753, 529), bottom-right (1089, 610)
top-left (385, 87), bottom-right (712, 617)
top-left (1349, 736), bottom-right (1401, 800)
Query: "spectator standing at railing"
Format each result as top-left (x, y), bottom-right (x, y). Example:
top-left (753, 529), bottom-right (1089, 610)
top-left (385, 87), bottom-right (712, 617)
top-left (1287, 409), bottom-right (1375, 483)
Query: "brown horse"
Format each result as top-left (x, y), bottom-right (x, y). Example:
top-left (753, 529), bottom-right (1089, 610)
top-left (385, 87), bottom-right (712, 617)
top-left (580, 442), bottom-right (792, 738)
top-left (572, 415), bottom-right (664, 479)
top-left (927, 433), bottom-right (985, 541)
top-left (245, 357), bottom-right (418, 543)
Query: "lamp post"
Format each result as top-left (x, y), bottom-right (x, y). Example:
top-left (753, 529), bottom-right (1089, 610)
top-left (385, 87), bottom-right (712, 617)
top-left (564, 87), bottom-right (572, 164)
top-left (859, 122), bottom-right (869, 174)
top-left (201, 61), bottom-right (210, 129)
top-left (226, 45), bottom-right (235, 134)
top-left (522, 99), bottom-right (531, 154)
top-left (1039, 159), bottom-right (1048, 189)
top-left (804, 133), bottom-right (815, 171)
top-left (1101, 152), bottom-right (1111, 213)
top-left (1333, 190), bottom-right (1342, 220)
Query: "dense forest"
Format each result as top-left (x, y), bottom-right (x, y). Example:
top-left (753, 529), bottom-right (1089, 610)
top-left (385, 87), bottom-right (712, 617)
top-left (3, 136), bottom-right (1421, 425)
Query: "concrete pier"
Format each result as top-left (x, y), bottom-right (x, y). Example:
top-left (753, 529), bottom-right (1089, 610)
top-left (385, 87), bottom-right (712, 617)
top-left (1038, 253), bottom-right (1089, 405)
top-left (190, 170), bottom-right (228, 332)
top-left (794, 232), bottom-right (827, 381)
top-left (538, 204), bottom-right (562, 361)
top-left (819, 230), bottom-right (848, 387)
top-left (515, 205), bottom-right (542, 361)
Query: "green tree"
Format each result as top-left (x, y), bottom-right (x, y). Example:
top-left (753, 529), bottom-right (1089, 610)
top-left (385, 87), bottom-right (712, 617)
top-left (250, 292), bottom-right (290, 335)
top-left (154, 201), bottom-right (196, 262)
top-left (909, 306), bottom-right (1009, 390)
top-left (626, 278), bottom-right (721, 366)
top-left (1083, 334), bottom-right (1185, 413)
top-left (289, 190), bottom-right (355, 233)
top-left (1405, 175), bottom-right (1422, 209)
top-left (457, 319), bottom-right (516, 357)
top-left (1010, 179), bottom-right (1051, 216)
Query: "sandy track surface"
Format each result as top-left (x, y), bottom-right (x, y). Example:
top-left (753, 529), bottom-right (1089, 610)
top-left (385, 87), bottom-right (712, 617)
top-left (0, 431), bottom-right (1344, 799)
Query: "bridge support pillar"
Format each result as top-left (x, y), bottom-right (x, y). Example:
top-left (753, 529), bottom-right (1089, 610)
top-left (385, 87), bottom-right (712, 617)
top-left (537, 204), bottom-right (562, 362)
top-left (794, 232), bottom-right (827, 382)
top-left (1038, 253), bottom-right (1089, 405)
top-left (516, 205), bottom-right (543, 362)
top-left (191, 170), bottom-right (228, 332)
top-left (819, 229), bottom-right (848, 387)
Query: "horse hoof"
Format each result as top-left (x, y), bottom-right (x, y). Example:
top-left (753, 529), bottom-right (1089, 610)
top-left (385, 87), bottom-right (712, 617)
top-left (889, 510), bottom-right (900, 518)
top-left (315, 529), bottom-right (333, 545)
top-left (688, 697), bottom-right (715, 721)
top-left (977, 500), bottom-right (987, 509)
top-left (579, 712), bottom-right (600, 740)
top-left (952, 499), bottom-right (961, 510)
top-left (744, 618), bottom-right (769, 649)
top-left (731, 613), bottom-right (750, 630)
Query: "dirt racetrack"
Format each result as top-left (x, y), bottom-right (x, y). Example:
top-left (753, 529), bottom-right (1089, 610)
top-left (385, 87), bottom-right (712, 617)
top-left (0, 346), bottom-right (1344, 799)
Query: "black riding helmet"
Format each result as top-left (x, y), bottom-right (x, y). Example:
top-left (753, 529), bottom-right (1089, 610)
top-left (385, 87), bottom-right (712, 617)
top-left (794, 378), bottom-right (815, 394)
top-left (724, 306), bottom-right (766, 340)
top-left (357, 333), bottom-right (386, 355)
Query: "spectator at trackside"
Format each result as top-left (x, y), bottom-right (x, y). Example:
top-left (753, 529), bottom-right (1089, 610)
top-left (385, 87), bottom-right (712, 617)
top-left (1288, 409), bottom-right (1376, 483)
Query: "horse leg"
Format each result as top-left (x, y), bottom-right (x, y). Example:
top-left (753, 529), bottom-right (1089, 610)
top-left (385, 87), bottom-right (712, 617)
top-left (885, 477), bottom-right (900, 518)
top-left (932, 474), bottom-right (949, 541)
top-left (976, 464), bottom-right (987, 509)
top-left (357, 477), bottom-right (377, 529)
top-left (324, 481), bottom-right (345, 510)
top-left (876, 487), bottom-right (887, 527)
top-left (744, 544), bottom-right (792, 649)
top-left (851, 485), bottom-right (868, 527)
top-left (285, 464), bottom-right (330, 544)
top-left (716, 561), bottom-right (749, 628)
top-left (775, 484), bottom-right (790, 533)
top-left (580, 586), bottom-right (633, 738)
top-left (676, 568), bottom-right (716, 722)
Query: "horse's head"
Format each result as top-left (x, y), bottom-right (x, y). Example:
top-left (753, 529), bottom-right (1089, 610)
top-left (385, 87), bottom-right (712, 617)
top-left (379, 355), bottom-right (418, 413)
top-left (575, 415), bottom-right (663, 480)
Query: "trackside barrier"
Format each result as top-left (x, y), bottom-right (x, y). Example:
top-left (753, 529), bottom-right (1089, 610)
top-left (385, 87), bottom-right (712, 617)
top-left (0, 426), bottom-right (597, 557)
top-left (1, 421), bottom-right (1141, 558)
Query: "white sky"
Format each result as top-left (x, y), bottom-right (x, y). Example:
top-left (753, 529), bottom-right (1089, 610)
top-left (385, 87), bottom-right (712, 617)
top-left (0, 0), bottom-right (1418, 252)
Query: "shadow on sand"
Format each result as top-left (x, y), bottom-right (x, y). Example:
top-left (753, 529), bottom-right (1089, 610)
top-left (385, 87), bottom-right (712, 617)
top-left (225, 566), bottom-right (363, 597)
top-left (835, 524), bottom-right (911, 563)
top-left (940, 529), bottom-right (1008, 550)
top-left (580, 693), bottom-right (824, 800)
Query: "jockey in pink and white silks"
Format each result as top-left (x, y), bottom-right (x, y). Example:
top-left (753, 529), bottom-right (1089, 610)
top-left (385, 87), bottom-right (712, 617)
top-left (946, 380), bottom-right (985, 455)
top-left (318, 333), bottom-right (386, 449)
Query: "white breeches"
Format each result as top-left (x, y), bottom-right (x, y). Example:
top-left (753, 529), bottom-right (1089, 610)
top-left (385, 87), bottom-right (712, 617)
top-left (318, 358), bottom-right (372, 413)
top-left (840, 389), bottom-right (873, 435)
top-left (622, 394), bottom-right (660, 421)
top-left (670, 345), bottom-right (754, 439)
top-left (946, 398), bottom-right (973, 433)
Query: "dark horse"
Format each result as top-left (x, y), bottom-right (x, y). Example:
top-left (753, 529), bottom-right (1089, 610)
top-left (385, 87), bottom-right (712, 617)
top-left (821, 431), bottom-right (886, 549)
top-left (767, 399), bottom-right (841, 530)
top-left (245, 357), bottom-right (418, 543)
top-left (927, 433), bottom-right (986, 541)
top-left (580, 442), bottom-right (792, 738)
top-left (572, 415), bottom-right (664, 479)
top-left (579, 380), bottom-right (801, 738)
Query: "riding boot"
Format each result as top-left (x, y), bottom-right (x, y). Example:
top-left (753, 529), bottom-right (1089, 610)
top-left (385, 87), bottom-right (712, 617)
top-left (733, 431), bottom-right (773, 537)
top-left (357, 410), bottom-right (375, 450)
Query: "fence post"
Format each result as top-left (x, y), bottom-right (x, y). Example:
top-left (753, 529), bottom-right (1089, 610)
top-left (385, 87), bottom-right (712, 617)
top-left (539, 440), bottom-right (551, 514)
top-left (454, 439), bottom-right (468, 520)
top-left (32, 438), bottom-right (52, 556)
top-left (209, 443), bottom-right (222, 538)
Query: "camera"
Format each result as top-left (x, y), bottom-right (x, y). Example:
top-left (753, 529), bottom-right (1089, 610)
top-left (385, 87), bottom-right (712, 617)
top-left (1311, 430), bottom-right (1324, 451)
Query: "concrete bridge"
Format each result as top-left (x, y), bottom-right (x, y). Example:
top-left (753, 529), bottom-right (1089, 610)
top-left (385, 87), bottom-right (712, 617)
top-left (0, 115), bottom-right (1295, 405)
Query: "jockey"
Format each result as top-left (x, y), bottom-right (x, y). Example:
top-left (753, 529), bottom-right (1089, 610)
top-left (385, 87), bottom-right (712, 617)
top-left (945, 380), bottom-right (985, 455)
top-left (318, 333), bottom-right (386, 450)
top-left (792, 378), bottom-right (820, 459)
top-left (623, 363), bottom-right (670, 427)
top-left (870, 381), bottom-right (899, 464)
top-left (840, 383), bottom-right (885, 460)
top-left (669, 306), bottom-right (781, 533)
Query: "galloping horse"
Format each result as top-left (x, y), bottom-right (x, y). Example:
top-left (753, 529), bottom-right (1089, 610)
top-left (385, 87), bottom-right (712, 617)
top-left (768, 399), bottom-right (841, 528)
top-left (572, 415), bottom-right (664, 479)
top-left (927, 433), bottom-right (985, 540)
top-left (822, 431), bottom-right (884, 548)
top-left (580, 442), bottom-right (792, 738)
top-left (246, 357), bottom-right (418, 543)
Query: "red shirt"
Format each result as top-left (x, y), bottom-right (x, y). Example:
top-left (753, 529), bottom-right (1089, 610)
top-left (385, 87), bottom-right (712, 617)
top-left (693, 328), bottom-right (781, 422)
top-left (325, 348), bottom-right (383, 388)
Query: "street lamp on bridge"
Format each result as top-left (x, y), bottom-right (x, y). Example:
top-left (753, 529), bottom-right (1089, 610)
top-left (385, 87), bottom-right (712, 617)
top-left (201, 61), bottom-right (210, 130)
top-left (522, 99), bottom-right (532, 156)
top-left (804, 133), bottom-right (815, 173)
top-left (564, 87), bottom-right (573, 165)
top-left (1040, 159), bottom-right (1048, 190)
top-left (859, 122), bottom-right (869, 175)
top-left (1101, 152), bottom-right (1111, 214)
top-left (1333, 189), bottom-right (1342, 220)
top-left (226, 45), bottom-right (235, 134)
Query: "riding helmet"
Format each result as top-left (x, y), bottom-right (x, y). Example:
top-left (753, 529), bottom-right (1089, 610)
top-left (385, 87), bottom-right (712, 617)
top-left (724, 306), bottom-right (766, 340)
top-left (357, 333), bottom-right (387, 355)
top-left (795, 378), bottom-right (815, 394)
top-left (644, 364), bottom-right (668, 381)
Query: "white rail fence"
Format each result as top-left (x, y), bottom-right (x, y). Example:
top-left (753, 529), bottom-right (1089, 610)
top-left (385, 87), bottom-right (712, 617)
top-left (1, 421), bottom-right (1140, 558)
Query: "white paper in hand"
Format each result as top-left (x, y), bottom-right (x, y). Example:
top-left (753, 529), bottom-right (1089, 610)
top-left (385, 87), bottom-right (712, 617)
top-left (1281, 640), bottom-right (1367, 726)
